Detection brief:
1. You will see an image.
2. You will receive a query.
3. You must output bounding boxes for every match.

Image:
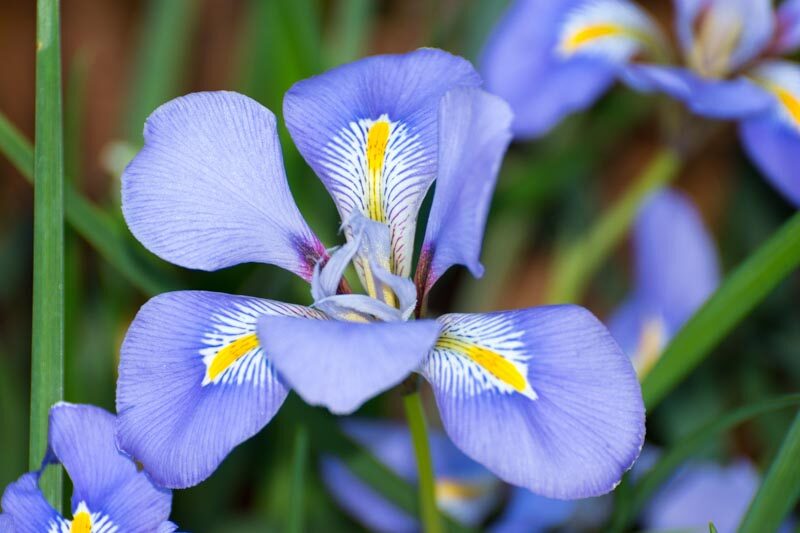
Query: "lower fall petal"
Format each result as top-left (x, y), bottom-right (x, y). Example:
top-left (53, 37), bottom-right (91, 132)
top-left (421, 306), bottom-right (645, 498)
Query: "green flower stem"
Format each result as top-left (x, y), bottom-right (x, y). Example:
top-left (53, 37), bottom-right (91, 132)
top-left (287, 424), bottom-right (309, 533)
top-left (403, 390), bottom-right (442, 533)
top-left (31, 0), bottom-right (64, 509)
top-left (643, 211), bottom-right (800, 410)
top-left (740, 410), bottom-right (800, 532)
top-left (547, 146), bottom-right (682, 304)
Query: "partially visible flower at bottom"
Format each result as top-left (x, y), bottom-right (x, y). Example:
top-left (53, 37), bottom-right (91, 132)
top-left (0, 403), bottom-right (177, 533)
top-left (321, 419), bottom-right (500, 532)
top-left (322, 419), bottom-right (615, 533)
top-left (609, 188), bottom-right (719, 378)
top-left (642, 458), bottom-right (761, 533)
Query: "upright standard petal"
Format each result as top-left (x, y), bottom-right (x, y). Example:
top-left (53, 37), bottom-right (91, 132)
top-left (321, 419), bottom-right (500, 531)
top-left (122, 91), bottom-right (325, 280)
top-left (0, 473), bottom-right (63, 533)
top-left (642, 459), bottom-right (759, 533)
top-left (740, 61), bottom-right (800, 207)
top-left (421, 306), bottom-right (645, 498)
top-left (258, 317), bottom-right (441, 414)
top-left (47, 403), bottom-right (172, 532)
top-left (284, 49), bottom-right (480, 277)
top-left (675, 0), bottom-right (774, 77)
top-left (416, 88), bottom-right (513, 294)
top-left (116, 291), bottom-right (324, 488)
top-left (481, 0), bottom-right (617, 138)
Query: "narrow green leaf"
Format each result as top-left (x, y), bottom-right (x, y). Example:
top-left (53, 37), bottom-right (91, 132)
top-left (0, 113), bottom-right (182, 297)
top-left (124, 0), bottom-right (197, 144)
top-left (709, 522), bottom-right (718, 533)
top-left (31, 0), bottom-right (64, 508)
top-left (610, 394), bottom-right (800, 531)
top-left (740, 410), bottom-right (800, 533)
top-left (288, 425), bottom-right (309, 533)
top-left (547, 146), bottom-right (682, 304)
top-left (643, 212), bottom-right (800, 410)
top-left (324, 0), bottom-right (374, 67)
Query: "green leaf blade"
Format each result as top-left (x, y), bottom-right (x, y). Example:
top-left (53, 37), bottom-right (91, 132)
top-left (643, 211), bottom-right (800, 410)
top-left (31, 0), bottom-right (65, 508)
top-left (739, 410), bottom-right (800, 533)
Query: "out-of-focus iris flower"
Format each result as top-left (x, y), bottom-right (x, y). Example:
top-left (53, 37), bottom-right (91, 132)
top-left (322, 419), bottom-right (610, 533)
top-left (320, 419), bottom-right (501, 532)
top-left (117, 48), bottom-right (645, 497)
top-left (482, 0), bottom-right (800, 206)
top-left (609, 189), bottom-right (720, 377)
top-left (642, 458), bottom-right (761, 533)
top-left (0, 403), bottom-right (176, 533)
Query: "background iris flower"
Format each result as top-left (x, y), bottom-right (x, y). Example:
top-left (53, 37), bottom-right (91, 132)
top-left (482, 0), bottom-right (800, 207)
top-left (642, 457), bottom-right (764, 533)
top-left (0, 403), bottom-right (176, 533)
top-left (320, 419), bottom-right (500, 532)
top-left (116, 47), bottom-right (645, 501)
top-left (608, 188), bottom-right (720, 377)
top-left (321, 419), bottom-right (607, 533)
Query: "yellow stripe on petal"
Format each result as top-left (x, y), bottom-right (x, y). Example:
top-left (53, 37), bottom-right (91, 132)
top-left (436, 336), bottom-right (535, 398)
top-left (366, 119), bottom-right (390, 222)
top-left (206, 333), bottom-right (259, 383)
top-left (70, 513), bottom-right (91, 533)
top-left (435, 479), bottom-right (486, 501)
top-left (771, 85), bottom-right (800, 129)
top-left (562, 23), bottom-right (626, 53)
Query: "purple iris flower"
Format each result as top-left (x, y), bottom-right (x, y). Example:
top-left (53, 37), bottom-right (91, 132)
top-left (321, 419), bottom-right (613, 532)
top-left (320, 419), bottom-right (502, 531)
top-left (0, 403), bottom-right (176, 533)
top-left (116, 48), bottom-right (645, 496)
top-left (482, 0), bottom-right (800, 207)
top-left (642, 458), bottom-right (761, 533)
top-left (609, 188), bottom-right (720, 376)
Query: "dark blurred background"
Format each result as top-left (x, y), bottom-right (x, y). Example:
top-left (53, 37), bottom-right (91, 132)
top-left (1, 1), bottom-right (798, 531)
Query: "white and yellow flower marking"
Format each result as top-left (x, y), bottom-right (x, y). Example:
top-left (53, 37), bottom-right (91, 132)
top-left (48, 502), bottom-right (118, 533)
top-left (425, 314), bottom-right (537, 400)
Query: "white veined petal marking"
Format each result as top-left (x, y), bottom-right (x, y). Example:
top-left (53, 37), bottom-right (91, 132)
top-left (321, 114), bottom-right (431, 274)
top-left (48, 501), bottom-right (119, 533)
top-left (200, 300), bottom-right (322, 387)
top-left (557, 0), bottom-right (662, 62)
top-left (425, 314), bottom-right (537, 400)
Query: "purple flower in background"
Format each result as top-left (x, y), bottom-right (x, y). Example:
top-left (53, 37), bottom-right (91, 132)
top-left (321, 419), bottom-right (501, 532)
top-left (0, 403), bottom-right (176, 533)
top-left (117, 48), bottom-right (645, 497)
top-left (323, 419), bottom-right (609, 533)
top-left (609, 189), bottom-right (720, 376)
top-left (482, 0), bottom-right (800, 207)
top-left (642, 458), bottom-right (761, 533)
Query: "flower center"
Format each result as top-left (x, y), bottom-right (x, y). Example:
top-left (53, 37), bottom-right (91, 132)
top-left (688, 5), bottom-right (743, 78)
